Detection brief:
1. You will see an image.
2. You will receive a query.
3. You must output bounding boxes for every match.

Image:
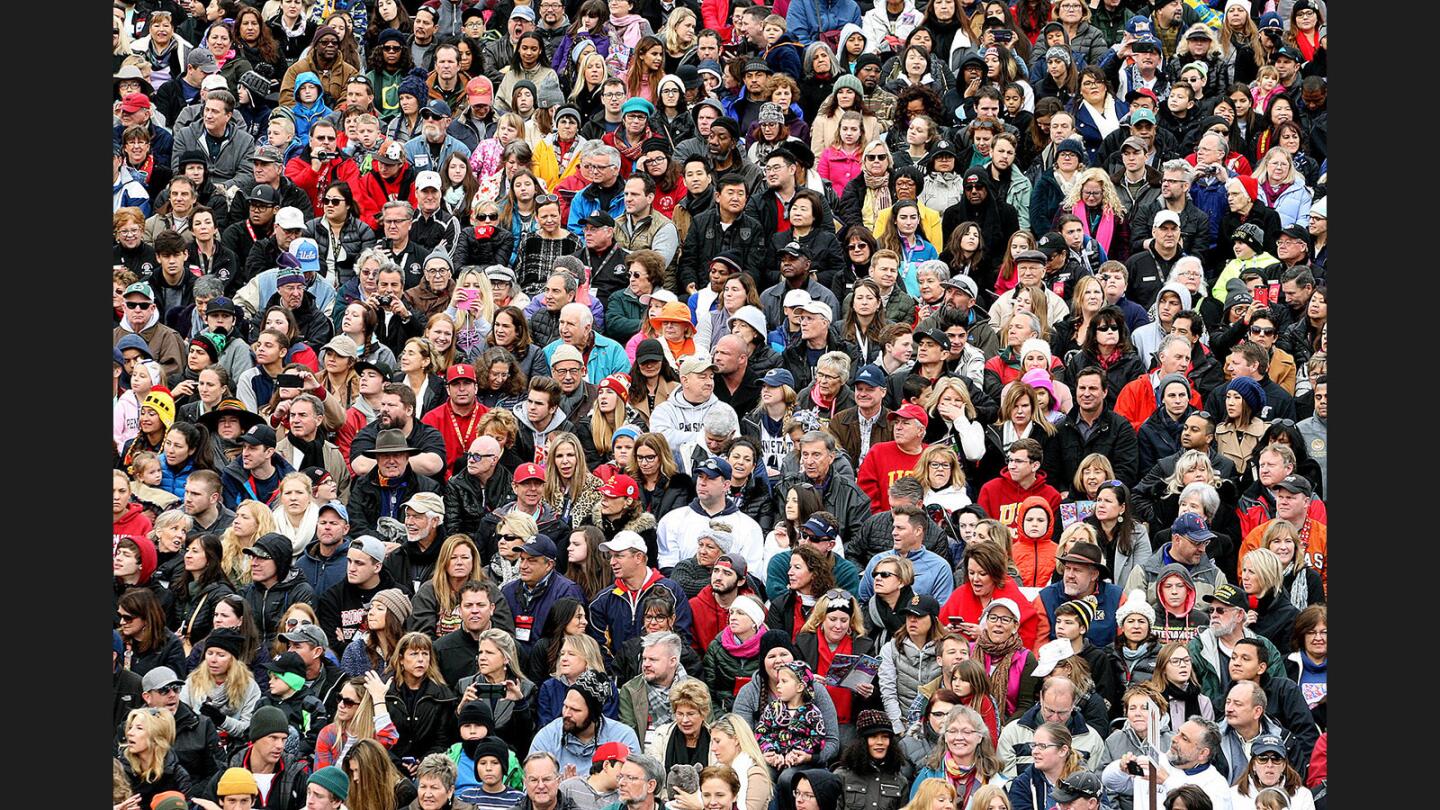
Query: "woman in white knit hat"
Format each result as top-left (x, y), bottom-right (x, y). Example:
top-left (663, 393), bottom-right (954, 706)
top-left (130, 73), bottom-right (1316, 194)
top-left (1108, 589), bottom-right (1160, 688)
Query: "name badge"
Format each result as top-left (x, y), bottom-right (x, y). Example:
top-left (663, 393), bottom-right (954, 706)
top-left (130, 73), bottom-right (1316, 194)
top-left (515, 615), bottom-right (534, 642)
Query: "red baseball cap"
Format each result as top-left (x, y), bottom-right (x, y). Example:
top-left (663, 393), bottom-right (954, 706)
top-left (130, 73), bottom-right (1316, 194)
top-left (121, 93), bottom-right (152, 114)
top-left (446, 364), bottom-right (477, 383)
top-left (888, 402), bottom-right (930, 428)
top-left (513, 463), bottom-right (545, 484)
top-left (599, 474), bottom-right (639, 499)
top-left (593, 741), bottom-right (631, 764)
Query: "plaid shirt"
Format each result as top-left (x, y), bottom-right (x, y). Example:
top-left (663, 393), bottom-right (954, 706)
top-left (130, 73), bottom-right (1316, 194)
top-left (645, 663), bottom-right (688, 731)
top-left (515, 232), bottom-right (581, 296)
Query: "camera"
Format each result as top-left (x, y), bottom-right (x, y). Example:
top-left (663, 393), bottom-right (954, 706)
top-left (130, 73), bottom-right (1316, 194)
top-left (376, 294), bottom-right (394, 307)
top-left (314, 151), bottom-right (337, 162)
top-left (994, 30), bottom-right (1014, 43)
top-left (1126, 760), bottom-right (1146, 776)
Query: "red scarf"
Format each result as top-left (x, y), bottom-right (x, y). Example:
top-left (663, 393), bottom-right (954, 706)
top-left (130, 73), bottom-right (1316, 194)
top-left (815, 633), bottom-right (854, 723)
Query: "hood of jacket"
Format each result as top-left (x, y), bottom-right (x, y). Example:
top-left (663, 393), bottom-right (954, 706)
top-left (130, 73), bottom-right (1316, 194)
top-left (513, 402), bottom-right (571, 436)
top-left (1016, 495), bottom-right (1055, 541)
top-left (119, 306), bottom-right (161, 334)
top-left (623, 510), bottom-right (658, 534)
top-left (1156, 562), bottom-right (1198, 616)
top-left (254, 533), bottom-right (296, 580)
top-left (1157, 281), bottom-right (1192, 312)
top-left (838, 23), bottom-right (874, 54)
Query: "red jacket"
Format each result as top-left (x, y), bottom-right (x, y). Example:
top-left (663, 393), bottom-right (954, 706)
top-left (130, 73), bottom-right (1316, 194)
top-left (940, 577), bottom-right (1050, 653)
top-left (284, 153), bottom-right (364, 216)
top-left (856, 440), bottom-right (924, 514)
top-left (1114, 368), bottom-right (1204, 432)
top-left (354, 164), bottom-right (419, 228)
top-left (420, 403), bottom-right (490, 482)
top-left (113, 503), bottom-right (153, 546)
top-left (702, 0), bottom-right (734, 42)
top-left (1010, 495), bottom-right (1058, 588)
top-left (688, 582), bottom-right (759, 655)
top-left (976, 469), bottom-right (1061, 537)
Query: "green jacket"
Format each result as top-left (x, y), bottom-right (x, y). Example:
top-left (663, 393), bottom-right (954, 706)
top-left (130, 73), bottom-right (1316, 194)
top-left (700, 636), bottom-right (763, 715)
top-left (1187, 629), bottom-right (1286, 706)
top-left (604, 288), bottom-right (648, 344)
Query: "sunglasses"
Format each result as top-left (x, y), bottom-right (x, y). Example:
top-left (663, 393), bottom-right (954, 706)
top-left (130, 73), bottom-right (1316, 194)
top-left (338, 696), bottom-right (362, 708)
top-left (149, 684), bottom-right (182, 695)
top-left (125, 301), bottom-right (152, 310)
top-left (498, 534), bottom-right (526, 543)
top-left (1094, 323), bottom-right (1120, 332)
top-left (1249, 326), bottom-right (1277, 336)
top-left (117, 612), bottom-right (138, 622)
top-left (476, 213), bottom-right (499, 222)
top-left (864, 154), bottom-right (889, 161)
top-left (285, 618), bottom-right (312, 629)
top-left (381, 44), bottom-right (403, 52)
top-left (534, 194), bottom-right (560, 206)
top-left (874, 570), bottom-right (898, 580)
top-left (322, 197), bottom-right (346, 205)
top-left (467, 452), bottom-right (498, 462)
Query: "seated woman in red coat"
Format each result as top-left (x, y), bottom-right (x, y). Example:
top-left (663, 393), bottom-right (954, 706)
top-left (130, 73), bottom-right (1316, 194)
top-left (940, 541), bottom-right (1050, 653)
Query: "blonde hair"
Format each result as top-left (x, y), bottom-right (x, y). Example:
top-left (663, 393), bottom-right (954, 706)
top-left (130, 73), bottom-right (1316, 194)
top-left (123, 709), bottom-right (176, 783)
top-left (1165, 449), bottom-right (1219, 495)
top-left (451, 269), bottom-right (497, 331)
top-left (497, 510), bottom-right (539, 540)
top-left (337, 676), bottom-right (380, 743)
top-left (873, 553), bottom-right (916, 587)
top-left (974, 519), bottom-right (1014, 558)
top-left (1072, 452), bottom-right (1116, 494)
top-left (476, 628), bottom-right (525, 682)
top-left (921, 376), bottom-right (978, 421)
top-left (710, 714), bottom-right (772, 789)
top-left (662, 6), bottom-right (698, 54)
top-left (1063, 167), bottom-right (1127, 214)
top-left (543, 432), bottom-right (591, 503)
top-left (1242, 547), bottom-right (1285, 598)
top-left (1000, 382), bottom-right (1056, 435)
top-left (113, 758), bottom-right (134, 805)
top-left (1014, 285), bottom-right (1052, 338)
top-left (901, 779), bottom-right (958, 810)
top-left (1056, 523), bottom-right (1099, 574)
top-left (1260, 520), bottom-right (1303, 568)
top-left (1069, 273), bottom-right (1104, 315)
top-left (221, 500), bottom-right (275, 586)
top-left (428, 535), bottom-right (481, 618)
top-left (913, 444), bottom-right (967, 493)
top-left (969, 785), bottom-right (1012, 810)
top-left (558, 633), bottom-right (608, 676)
top-left (830, 110), bottom-right (865, 149)
top-left (186, 642), bottom-right (257, 712)
top-left (1252, 145), bottom-right (1300, 185)
top-left (588, 392), bottom-right (628, 458)
top-left (799, 591), bottom-right (866, 636)
top-left (669, 676), bottom-right (713, 716)
top-left (402, 336), bottom-right (441, 375)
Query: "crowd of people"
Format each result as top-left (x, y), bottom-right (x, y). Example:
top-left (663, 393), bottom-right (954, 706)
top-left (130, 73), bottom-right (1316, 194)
top-left (112, 1), bottom-right (1329, 809)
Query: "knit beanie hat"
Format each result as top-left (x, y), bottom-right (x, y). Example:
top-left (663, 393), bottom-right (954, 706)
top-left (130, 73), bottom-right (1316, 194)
top-left (758, 629), bottom-right (800, 666)
top-left (312, 25), bottom-right (339, 45)
top-left (1232, 222), bottom-right (1265, 252)
top-left (458, 699), bottom-right (494, 730)
top-left (371, 588), bottom-right (413, 625)
top-left (1056, 595), bottom-right (1098, 632)
top-left (142, 389), bottom-right (176, 429)
top-left (1046, 46), bottom-right (1073, 65)
top-left (151, 791), bottom-right (189, 810)
top-left (398, 68), bottom-right (429, 100)
top-left (1114, 589), bottom-right (1156, 626)
top-left (700, 525), bottom-right (735, 554)
top-left (1235, 174), bottom-right (1259, 201)
top-left (308, 767), bottom-right (350, 802)
top-left (1155, 372), bottom-right (1191, 407)
top-left (204, 628), bottom-right (247, 660)
top-left (471, 737), bottom-right (511, 765)
top-left (1225, 376), bottom-right (1265, 416)
top-left (833, 74), bottom-right (864, 96)
top-left (217, 767), bottom-right (260, 797)
top-left (759, 102), bottom-right (786, 124)
top-left (569, 669), bottom-right (611, 720)
top-left (1020, 338), bottom-right (1051, 363)
top-left (249, 706), bottom-right (289, 742)
top-left (600, 373), bottom-right (632, 402)
top-left (855, 709), bottom-right (892, 738)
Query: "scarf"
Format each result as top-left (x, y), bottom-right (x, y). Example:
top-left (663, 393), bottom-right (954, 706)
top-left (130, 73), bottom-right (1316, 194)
top-left (145, 36), bottom-right (177, 71)
top-left (614, 126), bottom-right (653, 166)
top-left (864, 171), bottom-right (893, 212)
top-left (1261, 180), bottom-right (1291, 208)
top-left (1163, 680), bottom-right (1204, 720)
top-left (976, 632), bottom-right (1023, 720)
top-left (1284, 563), bottom-right (1310, 610)
top-left (289, 433), bottom-right (327, 470)
top-left (942, 752), bottom-right (980, 804)
top-left (816, 632), bottom-right (854, 721)
top-left (720, 627), bottom-right (763, 658)
top-left (665, 722), bottom-right (711, 768)
top-left (1072, 200), bottom-right (1116, 254)
top-left (610, 14), bottom-right (648, 48)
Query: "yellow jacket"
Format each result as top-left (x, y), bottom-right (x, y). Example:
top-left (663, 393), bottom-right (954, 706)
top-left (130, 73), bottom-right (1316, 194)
top-left (872, 201), bottom-right (944, 250)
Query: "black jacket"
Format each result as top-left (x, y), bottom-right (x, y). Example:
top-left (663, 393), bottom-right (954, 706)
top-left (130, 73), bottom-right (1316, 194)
top-left (383, 537), bottom-right (446, 596)
top-left (114, 667), bottom-right (144, 729)
top-left (317, 568), bottom-right (404, 656)
top-left (264, 289), bottom-right (333, 352)
top-left (385, 678), bottom-right (460, 761)
top-left (1053, 408), bottom-right (1141, 490)
top-left (346, 466), bottom-right (444, 537)
top-left (121, 749), bottom-right (195, 810)
top-left (202, 746), bottom-right (308, 810)
top-left (781, 334), bottom-right (862, 393)
top-left (677, 209), bottom-right (768, 291)
top-left (450, 223), bottom-right (515, 269)
top-left (229, 177), bottom-right (313, 228)
top-left (443, 467), bottom-right (516, 539)
top-left (1065, 350), bottom-right (1147, 412)
top-left (242, 568), bottom-right (317, 647)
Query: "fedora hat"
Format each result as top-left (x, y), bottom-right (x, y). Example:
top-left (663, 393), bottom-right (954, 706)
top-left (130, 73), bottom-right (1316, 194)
top-left (196, 399), bottom-right (264, 433)
top-left (1055, 542), bottom-right (1113, 580)
top-left (362, 428), bottom-right (420, 457)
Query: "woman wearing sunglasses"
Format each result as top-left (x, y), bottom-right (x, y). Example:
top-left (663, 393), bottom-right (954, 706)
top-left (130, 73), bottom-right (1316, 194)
top-left (314, 673), bottom-right (399, 769)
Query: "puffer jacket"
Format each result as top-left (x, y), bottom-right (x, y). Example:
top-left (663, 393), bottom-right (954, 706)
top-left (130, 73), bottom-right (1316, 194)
top-left (120, 750), bottom-right (194, 810)
top-left (305, 215), bottom-right (375, 285)
top-left (700, 634), bottom-right (764, 714)
top-left (878, 637), bottom-right (941, 733)
top-left (442, 468), bottom-right (516, 539)
top-left (834, 765), bottom-right (911, 810)
top-left (385, 678), bottom-right (461, 761)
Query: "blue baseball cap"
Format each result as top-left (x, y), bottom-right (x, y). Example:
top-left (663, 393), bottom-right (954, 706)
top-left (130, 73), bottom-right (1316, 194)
top-left (1258, 12), bottom-right (1283, 30)
top-left (1171, 512), bottom-right (1216, 541)
top-left (517, 534), bottom-right (559, 560)
top-left (801, 514), bottom-right (839, 542)
top-left (694, 456), bottom-right (733, 480)
top-left (318, 500), bottom-right (349, 522)
top-left (761, 368), bottom-right (796, 389)
top-left (291, 237), bottom-right (320, 273)
top-left (1124, 15), bottom-right (1152, 37)
top-left (421, 98), bottom-right (452, 118)
top-left (854, 364), bottom-right (886, 389)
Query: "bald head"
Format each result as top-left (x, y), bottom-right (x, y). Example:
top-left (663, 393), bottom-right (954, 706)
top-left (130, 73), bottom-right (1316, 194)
top-left (558, 301), bottom-right (595, 346)
top-left (712, 334), bottom-right (750, 376)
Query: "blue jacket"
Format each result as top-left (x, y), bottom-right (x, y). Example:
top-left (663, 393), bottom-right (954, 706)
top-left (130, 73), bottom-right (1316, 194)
top-left (403, 132), bottom-right (473, 175)
top-left (1037, 581), bottom-right (1125, 648)
top-left (159, 457), bottom-right (196, 500)
top-left (763, 37), bottom-right (805, 79)
top-left (295, 539), bottom-right (352, 599)
top-left (501, 572), bottom-right (585, 656)
top-left (1072, 99), bottom-right (1130, 166)
top-left (587, 571), bottom-right (694, 658)
top-left (859, 548), bottom-right (954, 605)
top-left (785, 0), bottom-right (863, 46)
top-left (1188, 176), bottom-right (1228, 248)
top-left (528, 715), bottom-right (641, 777)
top-left (290, 72), bottom-right (333, 147)
top-left (220, 453), bottom-right (297, 510)
top-left (537, 675), bottom-right (620, 728)
top-left (543, 335), bottom-right (631, 383)
top-left (1007, 763), bottom-right (1057, 810)
top-left (566, 182), bottom-right (627, 237)
top-left (114, 167), bottom-right (152, 215)
top-left (113, 121), bottom-right (175, 170)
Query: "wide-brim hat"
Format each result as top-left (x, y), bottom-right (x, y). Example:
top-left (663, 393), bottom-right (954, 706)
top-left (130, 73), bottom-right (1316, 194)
top-left (362, 428), bottom-right (421, 457)
top-left (197, 399), bottom-right (263, 433)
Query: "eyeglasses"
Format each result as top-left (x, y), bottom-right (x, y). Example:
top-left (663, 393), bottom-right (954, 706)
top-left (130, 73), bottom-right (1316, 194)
top-left (322, 197), bottom-right (346, 205)
top-left (1030, 741), bottom-right (1064, 750)
top-left (125, 301), bottom-right (152, 310)
top-left (424, 266), bottom-right (452, 276)
top-left (985, 613), bottom-right (1017, 625)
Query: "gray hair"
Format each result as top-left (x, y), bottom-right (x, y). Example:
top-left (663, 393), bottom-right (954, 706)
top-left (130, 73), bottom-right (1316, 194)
top-left (703, 407), bottom-right (739, 438)
top-left (797, 430), bottom-right (837, 453)
top-left (289, 393), bottom-right (325, 417)
top-left (1160, 159), bottom-right (1194, 183)
top-left (416, 754), bottom-right (457, 788)
top-left (916, 259), bottom-right (950, 282)
top-left (888, 475), bottom-right (925, 503)
top-left (522, 751), bottom-right (560, 774)
top-left (641, 630), bottom-right (683, 659)
top-left (548, 270), bottom-right (579, 294)
top-left (1198, 132), bottom-right (1228, 153)
top-left (1186, 717), bottom-right (1223, 764)
top-left (382, 200), bottom-right (414, 218)
top-left (193, 275), bottom-right (226, 299)
top-left (355, 247), bottom-right (397, 276)
top-left (1177, 480), bottom-right (1220, 519)
top-left (1169, 256), bottom-right (1204, 278)
top-left (816, 351), bottom-right (852, 383)
top-left (1230, 680), bottom-right (1267, 710)
top-left (1157, 333), bottom-right (1191, 356)
top-left (1011, 310), bottom-right (1043, 337)
top-left (591, 143), bottom-right (622, 169)
top-left (624, 752), bottom-right (666, 796)
top-left (560, 301), bottom-right (593, 328)
top-left (1040, 676), bottom-right (1078, 702)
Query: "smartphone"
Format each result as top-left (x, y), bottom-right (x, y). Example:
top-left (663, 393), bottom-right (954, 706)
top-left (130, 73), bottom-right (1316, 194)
top-left (1126, 760), bottom-right (1146, 776)
top-left (1268, 280), bottom-right (1282, 305)
top-left (276, 373), bottom-right (304, 388)
top-left (1252, 284), bottom-right (1269, 307)
top-left (455, 288), bottom-right (476, 308)
top-left (474, 682), bottom-right (507, 697)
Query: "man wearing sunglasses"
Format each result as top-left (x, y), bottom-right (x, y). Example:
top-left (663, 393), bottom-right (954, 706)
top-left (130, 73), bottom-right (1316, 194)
top-left (130, 666), bottom-right (225, 784)
top-left (114, 282), bottom-right (187, 380)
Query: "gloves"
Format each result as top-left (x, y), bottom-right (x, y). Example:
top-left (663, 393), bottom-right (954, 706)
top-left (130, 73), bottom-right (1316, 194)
top-left (199, 701), bottom-right (227, 725)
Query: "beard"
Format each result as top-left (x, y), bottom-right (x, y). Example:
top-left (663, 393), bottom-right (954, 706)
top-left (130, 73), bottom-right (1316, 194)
top-left (712, 578), bottom-right (738, 596)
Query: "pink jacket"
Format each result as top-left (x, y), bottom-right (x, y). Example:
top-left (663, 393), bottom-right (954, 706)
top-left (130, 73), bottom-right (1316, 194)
top-left (816, 146), bottom-right (863, 191)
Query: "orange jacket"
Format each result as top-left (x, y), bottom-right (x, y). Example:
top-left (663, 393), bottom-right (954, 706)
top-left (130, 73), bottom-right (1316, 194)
top-left (1011, 496), bottom-right (1059, 588)
top-left (1240, 517), bottom-right (1328, 591)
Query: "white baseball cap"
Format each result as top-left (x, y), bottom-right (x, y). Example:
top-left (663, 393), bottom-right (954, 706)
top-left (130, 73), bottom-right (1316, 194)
top-left (798, 300), bottom-right (832, 321)
top-left (415, 170), bottom-right (442, 191)
top-left (1153, 210), bottom-right (1182, 229)
top-left (782, 289), bottom-right (812, 308)
top-left (600, 531), bottom-right (648, 554)
top-left (275, 206), bottom-right (306, 230)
